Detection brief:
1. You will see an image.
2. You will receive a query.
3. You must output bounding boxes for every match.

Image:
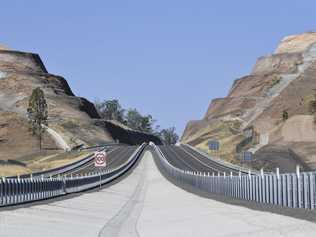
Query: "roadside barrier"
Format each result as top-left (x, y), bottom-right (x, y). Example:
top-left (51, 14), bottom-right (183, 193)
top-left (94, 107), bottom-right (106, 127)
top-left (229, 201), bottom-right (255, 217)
top-left (0, 143), bottom-right (146, 207)
top-left (7, 147), bottom-right (109, 180)
top-left (153, 144), bottom-right (316, 209)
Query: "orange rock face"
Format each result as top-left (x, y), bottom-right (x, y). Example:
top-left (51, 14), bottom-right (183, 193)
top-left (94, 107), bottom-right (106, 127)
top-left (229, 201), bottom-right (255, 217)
top-left (275, 32), bottom-right (316, 54)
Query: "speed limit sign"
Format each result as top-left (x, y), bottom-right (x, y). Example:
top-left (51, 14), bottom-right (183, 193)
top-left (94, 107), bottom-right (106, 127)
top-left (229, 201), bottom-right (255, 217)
top-left (94, 151), bottom-right (107, 167)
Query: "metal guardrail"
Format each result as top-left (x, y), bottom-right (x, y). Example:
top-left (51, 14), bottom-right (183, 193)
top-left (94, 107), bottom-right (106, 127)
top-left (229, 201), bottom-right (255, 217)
top-left (0, 144), bottom-right (146, 207)
top-left (153, 144), bottom-right (316, 209)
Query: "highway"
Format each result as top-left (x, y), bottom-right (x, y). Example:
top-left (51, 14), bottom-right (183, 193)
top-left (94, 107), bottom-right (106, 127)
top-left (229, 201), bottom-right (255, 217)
top-left (2, 149), bottom-right (316, 237)
top-left (159, 145), bottom-right (242, 175)
top-left (63, 146), bottom-right (138, 176)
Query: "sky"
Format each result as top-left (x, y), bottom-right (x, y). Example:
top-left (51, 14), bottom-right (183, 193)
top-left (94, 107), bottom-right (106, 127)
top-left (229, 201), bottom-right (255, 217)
top-left (0, 1), bottom-right (315, 135)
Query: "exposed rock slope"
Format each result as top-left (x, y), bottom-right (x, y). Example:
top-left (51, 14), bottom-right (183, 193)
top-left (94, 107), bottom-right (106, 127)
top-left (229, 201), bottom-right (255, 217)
top-left (182, 32), bottom-right (316, 171)
top-left (0, 48), bottom-right (114, 161)
top-left (0, 48), bottom-right (161, 162)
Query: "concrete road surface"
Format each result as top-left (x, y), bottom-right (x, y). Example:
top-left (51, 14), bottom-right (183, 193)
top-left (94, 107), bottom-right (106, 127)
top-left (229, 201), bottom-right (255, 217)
top-left (1, 150), bottom-right (316, 236)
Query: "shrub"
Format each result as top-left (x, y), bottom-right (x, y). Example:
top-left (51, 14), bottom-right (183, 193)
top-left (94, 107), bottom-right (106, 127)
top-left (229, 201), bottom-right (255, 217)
top-left (282, 110), bottom-right (289, 121)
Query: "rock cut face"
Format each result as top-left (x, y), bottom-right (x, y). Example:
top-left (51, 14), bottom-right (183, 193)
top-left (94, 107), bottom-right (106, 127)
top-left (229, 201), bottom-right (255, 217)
top-left (181, 32), bottom-right (316, 170)
top-left (275, 32), bottom-right (316, 54)
top-left (0, 48), bottom-right (114, 161)
top-left (0, 49), bottom-right (47, 73)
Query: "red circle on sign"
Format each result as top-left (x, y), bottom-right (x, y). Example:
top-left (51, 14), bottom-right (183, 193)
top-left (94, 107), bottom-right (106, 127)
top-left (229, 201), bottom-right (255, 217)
top-left (95, 152), bottom-right (107, 166)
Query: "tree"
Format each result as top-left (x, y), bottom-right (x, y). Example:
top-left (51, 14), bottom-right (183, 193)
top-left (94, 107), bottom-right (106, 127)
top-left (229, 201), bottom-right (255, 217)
top-left (159, 127), bottom-right (179, 145)
top-left (95, 99), bottom-right (125, 123)
top-left (125, 108), bottom-right (143, 131)
top-left (140, 114), bottom-right (155, 133)
top-left (27, 87), bottom-right (48, 150)
top-left (282, 110), bottom-right (289, 121)
top-left (125, 108), bottom-right (156, 133)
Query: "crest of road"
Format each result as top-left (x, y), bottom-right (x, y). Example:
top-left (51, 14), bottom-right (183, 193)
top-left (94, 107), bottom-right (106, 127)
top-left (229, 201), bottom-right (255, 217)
top-left (1, 147), bottom-right (316, 236)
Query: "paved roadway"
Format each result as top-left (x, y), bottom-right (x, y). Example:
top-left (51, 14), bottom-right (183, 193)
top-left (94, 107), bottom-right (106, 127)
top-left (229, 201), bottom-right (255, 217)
top-left (159, 145), bottom-right (241, 175)
top-left (9, 146), bottom-right (137, 179)
top-left (1, 148), bottom-right (316, 236)
top-left (64, 146), bottom-right (137, 175)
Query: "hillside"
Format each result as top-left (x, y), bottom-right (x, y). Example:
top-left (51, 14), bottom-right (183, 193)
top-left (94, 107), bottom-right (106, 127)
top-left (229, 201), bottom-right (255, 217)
top-left (182, 32), bottom-right (316, 172)
top-left (0, 47), bottom-right (161, 170)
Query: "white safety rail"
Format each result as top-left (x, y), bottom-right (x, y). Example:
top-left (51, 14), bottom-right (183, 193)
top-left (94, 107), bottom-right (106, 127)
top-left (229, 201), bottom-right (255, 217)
top-left (0, 144), bottom-right (146, 207)
top-left (153, 144), bottom-right (316, 209)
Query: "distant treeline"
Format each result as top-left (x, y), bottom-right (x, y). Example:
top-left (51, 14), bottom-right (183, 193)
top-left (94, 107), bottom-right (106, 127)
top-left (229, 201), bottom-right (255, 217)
top-left (94, 99), bottom-right (178, 145)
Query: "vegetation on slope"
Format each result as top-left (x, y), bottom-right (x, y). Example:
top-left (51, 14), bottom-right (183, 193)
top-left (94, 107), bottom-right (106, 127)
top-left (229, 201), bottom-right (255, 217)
top-left (95, 99), bottom-right (179, 144)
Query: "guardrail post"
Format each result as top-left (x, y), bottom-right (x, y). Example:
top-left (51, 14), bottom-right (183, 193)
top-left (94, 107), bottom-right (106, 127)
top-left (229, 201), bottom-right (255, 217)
top-left (297, 166), bottom-right (302, 208)
top-left (272, 171), bottom-right (277, 205)
top-left (25, 178), bottom-right (29, 202)
top-left (286, 174), bottom-right (292, 208)
top-left (275, 167), bottom-right (280, 205)
top-left (0, 178), bottom-right (3, 206)
top-left (255, 175), bottom-right (259, 202)
top-left (238, 172), bottom-right (241, 199)
top-left (2, 177), bottom-right (8, 205)
top-left (15, 176), bottom-right (19, 203)
top-left (248, 170), bottom-right (252, 201)
top-left (296, 165), bottom-right (300, 178)
top-left (261, 169), bottom-right (268, 203)
top-left (6, 179), bottom-right (10, 204)
top-left (303, 173), bottom-right (308, 209)
top-left (17, 178), bottom-right (21, 203)
top-left (21, 179), bottom-right (25, 202)
top-left (223, 172), bottom-right (226, 196)
top-left (41, 175), bottom-right (44, 199)
top-left (12, 179), bottom-right (16, 204)
top-left (309, 173), bottom-right (315, 210)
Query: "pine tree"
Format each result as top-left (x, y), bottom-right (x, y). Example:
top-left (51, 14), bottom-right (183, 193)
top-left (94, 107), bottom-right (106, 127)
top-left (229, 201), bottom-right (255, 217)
top-left (27, 87), bottom-right (48, 150)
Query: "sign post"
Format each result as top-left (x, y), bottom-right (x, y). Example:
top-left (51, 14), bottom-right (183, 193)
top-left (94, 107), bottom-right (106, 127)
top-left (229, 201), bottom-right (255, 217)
top-left (94, 151), bottom-right (107, 189)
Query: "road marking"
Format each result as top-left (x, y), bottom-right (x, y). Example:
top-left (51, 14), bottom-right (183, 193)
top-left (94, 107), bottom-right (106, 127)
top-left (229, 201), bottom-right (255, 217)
top-left (179, 146), bottom-right (222, 173)
top-left (67, 147), bottom-right (120, 175)
top-left (164, 146), bottom-right (198, 172)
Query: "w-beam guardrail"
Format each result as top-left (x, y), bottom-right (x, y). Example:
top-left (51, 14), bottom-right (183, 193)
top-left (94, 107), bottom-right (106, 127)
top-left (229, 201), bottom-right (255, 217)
top-left (0, 144), bottom-right (146, 207)
top-left (153, 144), bottom-right (316, 210)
